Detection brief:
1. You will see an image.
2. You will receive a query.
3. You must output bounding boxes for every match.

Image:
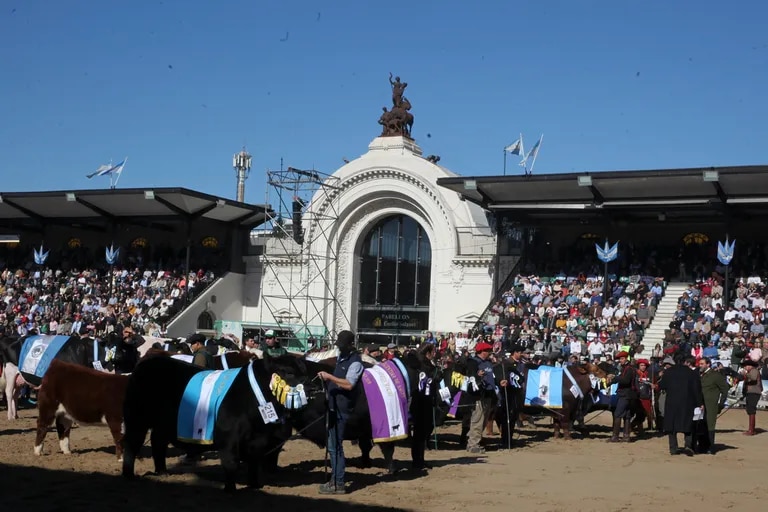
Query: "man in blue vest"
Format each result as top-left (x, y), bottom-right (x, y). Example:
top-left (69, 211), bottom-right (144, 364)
top-left (317, 330), bottom-right (363, 495)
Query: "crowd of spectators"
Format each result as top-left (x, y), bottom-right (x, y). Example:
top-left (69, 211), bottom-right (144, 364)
top-left (0, 266), bottom-right (215, 339)
top-left (664, 276), bottom-right (768, 370)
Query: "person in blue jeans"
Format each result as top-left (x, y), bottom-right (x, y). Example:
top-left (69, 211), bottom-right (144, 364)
top-left (317, 330), bottom-right (363, 495)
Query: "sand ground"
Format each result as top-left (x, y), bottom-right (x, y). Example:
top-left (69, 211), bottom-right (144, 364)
top-left (0, 404), bottom-right (765, 512)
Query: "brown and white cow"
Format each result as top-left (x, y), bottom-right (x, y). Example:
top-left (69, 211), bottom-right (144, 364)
top-left (34, 359), bottom-right (129, 459)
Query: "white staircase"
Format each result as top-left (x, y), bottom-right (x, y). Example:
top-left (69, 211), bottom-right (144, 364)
top-left (637, 282), bottom-right (689, 359)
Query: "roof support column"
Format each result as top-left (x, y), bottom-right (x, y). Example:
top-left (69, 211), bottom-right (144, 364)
top-left (184, 222), bottom-right (192, 307)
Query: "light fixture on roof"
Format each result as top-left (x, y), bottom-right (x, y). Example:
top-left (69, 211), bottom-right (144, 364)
top-left (144, 191), bottom-right (155, 200)
top-left (463, 179), bottom-right (477, 191)
top-left (577, 175), bottom-right (593, 187)
top-left (216, 199), bottom-right (226, 207)
top-left (0, 194), bottom-right (3, 203)
top-left (0, 234), bottom-right (20, 244)
top-left (65, 193), bottom-right (76, 202)
top-left (702, 170), bottom-right (719, 182)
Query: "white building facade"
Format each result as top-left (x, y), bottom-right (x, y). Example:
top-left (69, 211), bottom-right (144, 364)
top-left (241, 135), bottom-right (497, 342)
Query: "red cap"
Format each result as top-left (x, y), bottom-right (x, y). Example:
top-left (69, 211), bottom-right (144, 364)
top-left (636, 359), bottom-right (649, 366)
top-left (616, 351), bottom-right (629, 359)
top-left (475, 342), bottom-right (493, 353)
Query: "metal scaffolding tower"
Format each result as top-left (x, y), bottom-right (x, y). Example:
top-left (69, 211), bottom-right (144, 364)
top-left (259, 164), bottom-right (347, 350)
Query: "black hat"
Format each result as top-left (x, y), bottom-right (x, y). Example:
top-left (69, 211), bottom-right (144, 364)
top-left (741, 358), bottom-right (759, 367)
top-left (335, 330), bottom-right (356, 351)
top-left (367, 344), bottom-right (381, 353)
top-left (510, 344), bottom-right (524, 353)
top-left (188, 333), bottom-right (206, 345)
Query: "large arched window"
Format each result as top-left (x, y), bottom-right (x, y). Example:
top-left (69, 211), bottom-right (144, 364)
top-left (359, 215), bottom-right (432, 308)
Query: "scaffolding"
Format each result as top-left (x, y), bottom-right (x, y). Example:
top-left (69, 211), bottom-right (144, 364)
top-left (259, 164), bottom-right (347, 351)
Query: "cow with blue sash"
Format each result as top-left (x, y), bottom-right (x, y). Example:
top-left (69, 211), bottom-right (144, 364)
top-left (121, 352), bottom-right (309, 492)
top-left (493, 353), bottom-right (610, 442)
top-left (1, 334), bottom-right (92, 420)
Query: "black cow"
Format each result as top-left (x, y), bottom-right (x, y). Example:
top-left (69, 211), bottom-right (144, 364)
top-left (287, 351), bottom-right (440, 473)
top-left (121, 353), bottom-right (306, 491)
top-left (1, 334), bottom-right (93, 420)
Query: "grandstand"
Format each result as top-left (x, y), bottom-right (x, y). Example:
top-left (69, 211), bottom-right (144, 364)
top-left (0, 187), bottom-right (270, 340)
top-left (437, 165), bottom-right (768, 361)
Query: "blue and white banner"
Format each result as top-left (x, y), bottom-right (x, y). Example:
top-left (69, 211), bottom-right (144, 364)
top-left (717, 238), bottom-right (735, 266)
top-left (19, 335), bottom-right (71, 381)
top-left (33, 245), bottom-right (49, 266)
top-left (525, 367), bottom-right (564, 408)
top-left (105, 244), bottom-right (119, 265)
top-left (177, 369), bottom-right (240, 444)
top-left (595, 240), bottom-right (618, 263)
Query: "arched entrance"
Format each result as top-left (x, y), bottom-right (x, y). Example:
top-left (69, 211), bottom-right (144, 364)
top-left (197, 311), bottom-right (214, 330)
top-left (357, 214), bottom-right (432, 342)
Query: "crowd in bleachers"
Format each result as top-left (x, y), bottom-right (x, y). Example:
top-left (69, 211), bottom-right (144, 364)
top-left (664, 276), bottom-right (768, 370)
top-left (470, 273), bottom-right (665, 364)
top-left (0, 266), bottom-right (215, 339)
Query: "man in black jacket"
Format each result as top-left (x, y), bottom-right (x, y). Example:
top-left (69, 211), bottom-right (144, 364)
top-left (660, 356), bottom-right (704, 455)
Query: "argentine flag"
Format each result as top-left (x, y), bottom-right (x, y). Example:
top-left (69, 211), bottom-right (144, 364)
top-left (87, 159), bottom-right (126, 179)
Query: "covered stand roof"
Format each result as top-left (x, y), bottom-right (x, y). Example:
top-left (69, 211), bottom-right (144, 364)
top-left (0, 187), bottom-right (272, 230)
top-left (436, 165), bottom-right (768, 223)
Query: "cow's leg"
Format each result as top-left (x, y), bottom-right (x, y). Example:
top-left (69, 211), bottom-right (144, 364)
top-left (4, 363), bottom-right (19, 420)
top-left (563, 418), bottom-right (573, 440)
top-left (379, 442), bottom-right (396, 475)
top-left (149, 429), bottom-right (169, 475)
top-left (34, 392), bottom-right (57, 455)
top-left (121, 422), bottom-right (148, 479)
top-left (358, 437), bottom-right (373, 468)
top-left (55, 410), bottom-right (74, 454)
top-left (106, 417), bottom-right (124, 460)
top-left (219, 449), bottom-right (240, 493)
top-left (552, 417), bottom-right (561, 439)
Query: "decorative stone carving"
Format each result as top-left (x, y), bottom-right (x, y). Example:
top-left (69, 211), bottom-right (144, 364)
top-left (450, 262), bottom-right (465, 291)
top-left (333, 204), bottom-right (378, 334)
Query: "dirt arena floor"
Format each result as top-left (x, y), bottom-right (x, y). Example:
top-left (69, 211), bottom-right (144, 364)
top-left (0, 404), bottom-right (765, 512)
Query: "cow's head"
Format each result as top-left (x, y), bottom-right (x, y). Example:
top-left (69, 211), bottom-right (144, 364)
top-left (262, 354), bottom-right (325, 410)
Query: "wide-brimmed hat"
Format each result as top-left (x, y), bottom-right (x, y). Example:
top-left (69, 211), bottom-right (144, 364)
top-left (662, 356), bottom-right (675, 365)
top-left (616, 351), bottom-right (629, 359)
top-left (741, 358), bottom-right (759, 367)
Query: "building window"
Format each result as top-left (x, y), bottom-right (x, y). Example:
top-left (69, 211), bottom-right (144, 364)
top-left (358, 215), bottom-right (431, 308)
top-left (197, 311), bottom-right (214, 330)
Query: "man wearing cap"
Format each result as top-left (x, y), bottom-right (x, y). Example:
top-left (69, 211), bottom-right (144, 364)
top-left (634, 359), bottom-right (654, 433)
top-left (317, 330), bottom-right (363, 495)
top-left (260, 329), bottom-right (287, 357)
top-left (740, 358), bottom-right (763, 436)
top-left (660, 356), bottom-right (704, 455)
top-left (607, 351), bottom-right (637, 442)
top-left (383, 343), bottom-right (398, 361)
top-left (189, 334), bottom-right (214, 369)
top-left (465, 342), bottom-right (498, 454)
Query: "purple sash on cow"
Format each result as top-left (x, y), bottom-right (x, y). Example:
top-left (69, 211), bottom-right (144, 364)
top-left (362, 360), bottom-right (409, 443)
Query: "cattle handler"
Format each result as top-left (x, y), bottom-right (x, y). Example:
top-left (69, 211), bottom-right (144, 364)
top-left (317, 330), bottom-right (363, 495)
top-left (189, 334), bottom-right (214, 369)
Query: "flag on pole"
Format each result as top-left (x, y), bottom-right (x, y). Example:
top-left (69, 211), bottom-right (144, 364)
top-left (87, 159), bottom-right (126, 179)
top-left (525, 136), bottom-right (542, 161)
top-left (504, 137), bottom-right (524, 156)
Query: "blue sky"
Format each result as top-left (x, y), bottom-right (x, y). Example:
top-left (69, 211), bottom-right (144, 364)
top-left (1, 1), bottom-right (767, 204)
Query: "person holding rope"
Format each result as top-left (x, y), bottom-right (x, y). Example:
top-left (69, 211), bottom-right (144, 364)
top-left (607, 351), bottom-right (637, 443)
top-left (316, 330), bottom-right (363, 495)
top-left (465, 342), bottom-right (501, 454)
